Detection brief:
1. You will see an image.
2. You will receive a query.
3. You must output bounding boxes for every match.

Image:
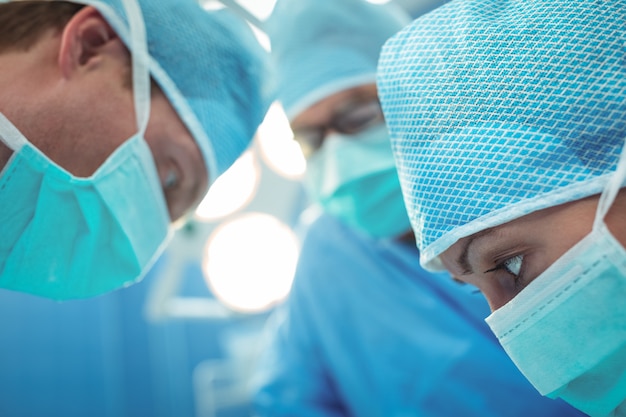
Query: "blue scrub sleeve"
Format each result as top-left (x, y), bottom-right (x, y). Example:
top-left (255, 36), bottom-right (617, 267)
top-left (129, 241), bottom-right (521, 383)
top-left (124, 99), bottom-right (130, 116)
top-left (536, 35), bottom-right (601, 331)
top-left (251, 214), bottom-right (586, 417)
top-left (253, 297), bottom-right (347, 416)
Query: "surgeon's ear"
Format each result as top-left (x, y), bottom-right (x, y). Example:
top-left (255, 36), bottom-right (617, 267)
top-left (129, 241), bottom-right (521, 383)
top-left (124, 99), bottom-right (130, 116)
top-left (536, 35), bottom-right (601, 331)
top-left (58, 6), bottom-right (128, 79)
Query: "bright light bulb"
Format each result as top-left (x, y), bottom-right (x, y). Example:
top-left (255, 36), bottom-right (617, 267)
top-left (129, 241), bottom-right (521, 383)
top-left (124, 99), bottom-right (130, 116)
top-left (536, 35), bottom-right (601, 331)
top-left (201, 1), bottom-right (225, 11)
top-left (236, 0), bottom-right (277, 20)
top-left (195, 151), bottom-right (259, 222)
top-left (257, 102), bottom-right (306, 179)
top-left (248, 22), bottom-right (271, 51)
top-left (203, 213), bottom-right (299, 313)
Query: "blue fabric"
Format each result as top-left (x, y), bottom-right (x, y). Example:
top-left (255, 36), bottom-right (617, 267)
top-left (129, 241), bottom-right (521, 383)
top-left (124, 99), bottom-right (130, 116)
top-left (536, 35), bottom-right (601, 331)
top-left (376, 0), bottom-right (626, 270)
top-left (265, 0), bottom-right (410, 120)
top-left (76, 0), bottom-right (273, 183)
top-left (252, 214), bottom-right (585, 417)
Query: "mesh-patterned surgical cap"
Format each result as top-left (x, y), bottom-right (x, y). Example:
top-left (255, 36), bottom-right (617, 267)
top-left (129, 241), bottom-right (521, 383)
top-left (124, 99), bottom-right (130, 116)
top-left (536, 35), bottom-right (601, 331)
top-left (377, 0), bottom-right (626, 270)
top-left (56, 0), bottom-right (272, 184)
top-left (265, 0), bottom-right (410, 121)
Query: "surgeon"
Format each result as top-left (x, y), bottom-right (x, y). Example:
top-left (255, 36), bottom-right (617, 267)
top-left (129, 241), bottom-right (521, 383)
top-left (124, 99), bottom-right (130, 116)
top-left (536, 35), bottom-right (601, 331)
top-left (0, 0), bottom-right (271, 300)
top-left (377, 1), bottom-right (626, 416)
top-left (251, 0), bottom-right (584, 416)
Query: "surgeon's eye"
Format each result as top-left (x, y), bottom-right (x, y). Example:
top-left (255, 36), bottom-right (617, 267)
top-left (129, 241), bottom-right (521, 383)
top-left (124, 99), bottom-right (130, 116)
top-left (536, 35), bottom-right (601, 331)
top-left (163, 168), bottom-right (180, 190)
top-left (484, 254), bottom-right (525, 286)
top-left (502, 255), bottom-right (523, 276)
top-left (333, 99), bottom-right (384, 134)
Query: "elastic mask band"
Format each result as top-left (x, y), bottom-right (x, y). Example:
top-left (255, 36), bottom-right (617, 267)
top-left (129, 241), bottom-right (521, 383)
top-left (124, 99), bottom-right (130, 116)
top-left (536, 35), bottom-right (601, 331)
top-left (120, 0), bottom-right (150, 136)
top-left (0, 113), bottom-right (27, 152)
top-left (594, 136), bottom-right (626, 231)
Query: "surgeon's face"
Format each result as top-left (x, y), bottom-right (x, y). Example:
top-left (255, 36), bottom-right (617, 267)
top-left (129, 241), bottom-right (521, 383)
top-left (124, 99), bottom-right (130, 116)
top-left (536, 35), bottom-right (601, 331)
top-left (0, 6), bottom-right (208, 222)
top-left (440, 192), bottom-right (626, 311)
top-left (290, 83), bottom-right (383, 157)
top-left (1, 71), bottom-right (207, 223)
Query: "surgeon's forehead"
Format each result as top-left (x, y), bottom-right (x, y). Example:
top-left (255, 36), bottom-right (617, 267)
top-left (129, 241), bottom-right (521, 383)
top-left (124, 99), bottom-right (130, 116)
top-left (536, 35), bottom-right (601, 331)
top-left (442, 195), bottom-right (601, 271)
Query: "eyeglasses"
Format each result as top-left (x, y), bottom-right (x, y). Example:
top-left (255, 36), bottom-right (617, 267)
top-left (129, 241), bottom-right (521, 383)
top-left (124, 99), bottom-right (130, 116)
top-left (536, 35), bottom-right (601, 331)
top-left (292, 98), bottom-right (385, 157)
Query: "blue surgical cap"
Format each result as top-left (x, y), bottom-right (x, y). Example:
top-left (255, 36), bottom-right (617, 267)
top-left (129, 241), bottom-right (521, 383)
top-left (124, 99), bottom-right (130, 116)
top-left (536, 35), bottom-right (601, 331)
top-left (265, 0), bottom-right (410, 121)
top-left (68, 0), bottom-right (273, 184)
top-left (377, 0), bottom-right (626, 270)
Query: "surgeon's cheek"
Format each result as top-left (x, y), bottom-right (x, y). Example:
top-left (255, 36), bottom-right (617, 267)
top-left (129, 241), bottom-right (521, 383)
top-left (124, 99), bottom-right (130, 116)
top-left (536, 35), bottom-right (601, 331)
top-left (0, 143), bottom-right (13, 171)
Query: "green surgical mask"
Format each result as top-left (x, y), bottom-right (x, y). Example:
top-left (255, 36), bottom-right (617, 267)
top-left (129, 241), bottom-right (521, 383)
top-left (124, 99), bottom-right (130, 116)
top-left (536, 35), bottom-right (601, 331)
top-left (304, 124), bottom-right (411, 238)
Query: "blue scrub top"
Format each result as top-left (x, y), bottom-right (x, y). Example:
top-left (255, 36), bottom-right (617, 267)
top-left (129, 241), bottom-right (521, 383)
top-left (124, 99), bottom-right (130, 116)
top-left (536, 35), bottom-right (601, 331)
top-left (252, 214), bottom-right (585, 417)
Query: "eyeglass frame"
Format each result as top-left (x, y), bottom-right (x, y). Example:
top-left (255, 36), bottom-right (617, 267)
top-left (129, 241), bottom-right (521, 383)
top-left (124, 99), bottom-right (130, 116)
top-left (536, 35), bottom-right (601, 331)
top-left (291, 97), bottom-right (385, 158)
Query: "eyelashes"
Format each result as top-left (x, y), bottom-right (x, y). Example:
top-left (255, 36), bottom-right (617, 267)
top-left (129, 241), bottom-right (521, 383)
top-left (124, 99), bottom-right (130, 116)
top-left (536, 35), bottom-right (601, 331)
top-left (484, 254), bottom-right (524, 277)
top-left (483, 254), bottom-right (526, 292)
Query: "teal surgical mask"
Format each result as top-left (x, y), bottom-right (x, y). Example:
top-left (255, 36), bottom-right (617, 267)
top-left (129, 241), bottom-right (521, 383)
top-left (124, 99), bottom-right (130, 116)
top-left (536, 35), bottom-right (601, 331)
top-left (0, 0), bottom-right (171, 300)
top-left (486, 140), bottom-right (626, 417)
top-left (304, 124), bottom-right (411, 238)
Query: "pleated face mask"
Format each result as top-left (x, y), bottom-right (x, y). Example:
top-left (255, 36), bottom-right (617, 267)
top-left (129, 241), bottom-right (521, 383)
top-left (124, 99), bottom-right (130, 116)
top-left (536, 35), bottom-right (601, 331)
top-left (0, 0), bottom-right (170, 300)
top-left (0, 0), bottom-right (273, 299)
top-left (485, 139), bottom-right (626, 417)
top-left (304, 124), bottom-right (411, 238)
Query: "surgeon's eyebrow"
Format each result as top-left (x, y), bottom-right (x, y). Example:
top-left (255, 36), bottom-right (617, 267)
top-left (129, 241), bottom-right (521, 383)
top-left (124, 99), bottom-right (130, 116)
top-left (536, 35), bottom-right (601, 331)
top-left (457, 228), bottom-right (497, 275)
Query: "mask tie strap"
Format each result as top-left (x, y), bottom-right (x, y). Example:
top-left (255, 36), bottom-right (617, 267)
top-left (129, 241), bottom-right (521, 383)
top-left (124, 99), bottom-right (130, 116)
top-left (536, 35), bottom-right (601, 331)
top-left (0, 113), bottom-right (27, 152)
top-left (120, 0), bottom-right (151, 137)
top-left (594, 137), bottom-right (626, 231)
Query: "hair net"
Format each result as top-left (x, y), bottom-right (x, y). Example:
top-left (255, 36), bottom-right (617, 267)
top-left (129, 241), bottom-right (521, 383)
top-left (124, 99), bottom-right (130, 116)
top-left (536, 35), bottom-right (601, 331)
top-left (377, 0), bottom-right (626, 270)
top-left (265, 0), bottom-right (410, 121)
top-left (65, 0), bottom-right (273, 184)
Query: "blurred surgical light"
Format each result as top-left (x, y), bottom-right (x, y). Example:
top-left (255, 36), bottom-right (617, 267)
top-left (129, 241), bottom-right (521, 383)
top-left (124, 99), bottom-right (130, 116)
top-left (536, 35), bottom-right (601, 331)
top-left (195, 150), bottom-right (259, 222)
top-left (248, 23), bottom-right (271, 52)
top-left (257, 102), bottom-right (306, 179)
top-left (203, 213), bottom-right (299, 313)
top-left (209, 0), bottom-right (275, 26)
top-left (202, 1), bottom-right (225, 11)
top-left (236, 0), bottom-right (277, 20)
